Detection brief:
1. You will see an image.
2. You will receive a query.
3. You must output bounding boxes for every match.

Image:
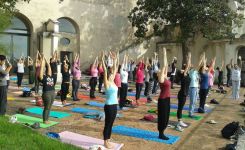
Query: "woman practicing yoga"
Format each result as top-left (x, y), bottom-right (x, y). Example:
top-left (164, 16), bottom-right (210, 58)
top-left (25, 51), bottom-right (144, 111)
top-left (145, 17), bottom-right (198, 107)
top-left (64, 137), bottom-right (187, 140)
top-left (101, 51), bottom-right (119, 149)
top-left (119, 54), bottom-right (129, 109)
top-left (157, 48), bottom-right (171, 140)
top-left (231, 57), bottom-right (242, 100)
top-left (17, 56), bottom-right (25, 89)
top-left (50, 51), bottom-right (58, 86)
top-left (61, 55), bottom-right (70, 105)
top-left (72, 53), bottom-right (81, 101)
top-left (175, 52), bottom-right (191, 131)
top-left (38, 54), bottom-right (55, 124)
top-left (35, 51), bottom-right (41, 94)
top-left (90, 56), bottom-right (99, 98)
top-left (135, 57), bottom-right (145, 106)
top-left (144, 57), bottom-right (154, 103)
top-left (188, 53), bottom-right (204, 118)
top-left (28, 56), bottom-right (34, 84)
top-left (216, 60), bottom-right (224, 88)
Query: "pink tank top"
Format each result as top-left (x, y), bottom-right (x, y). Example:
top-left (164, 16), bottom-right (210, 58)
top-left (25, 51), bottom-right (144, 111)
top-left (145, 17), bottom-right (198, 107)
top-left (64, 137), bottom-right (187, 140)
top-left (91, 67), bottom-right (98, 77)
top-left (114, 73), bottom-right (121, 87)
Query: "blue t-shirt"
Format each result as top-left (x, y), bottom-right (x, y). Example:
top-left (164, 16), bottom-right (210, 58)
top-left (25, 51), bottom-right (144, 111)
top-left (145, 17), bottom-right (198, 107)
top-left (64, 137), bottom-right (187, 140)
top-left (105, 84), bottom-right (118, 105)
top-left (200, 73), bottom-right (209, 89)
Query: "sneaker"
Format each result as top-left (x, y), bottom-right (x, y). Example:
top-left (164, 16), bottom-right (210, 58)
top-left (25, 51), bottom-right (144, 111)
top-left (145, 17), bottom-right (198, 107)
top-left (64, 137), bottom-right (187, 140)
top-left (175, 125), bottom-right (184, 132)
top-left (198, 108), bottom-right (205, 113)
top-left (179, 121), bottom-right (188, 127)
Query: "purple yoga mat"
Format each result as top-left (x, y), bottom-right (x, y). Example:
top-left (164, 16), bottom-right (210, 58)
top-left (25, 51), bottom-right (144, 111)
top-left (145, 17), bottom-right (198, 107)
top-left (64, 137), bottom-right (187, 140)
top-left (59, 131), bottom-right (124, 150)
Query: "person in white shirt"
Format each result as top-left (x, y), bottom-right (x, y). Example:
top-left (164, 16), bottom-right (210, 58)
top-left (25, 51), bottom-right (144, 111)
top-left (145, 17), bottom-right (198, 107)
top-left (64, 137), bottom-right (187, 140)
top-left (119, 54), bottom-right (129, 109)
top-left (17, 56), bottom-right (25, 89)
top-left (231, 57), bottom-right (242, 100)
top-left (3, 58), bottom-right (11, 89)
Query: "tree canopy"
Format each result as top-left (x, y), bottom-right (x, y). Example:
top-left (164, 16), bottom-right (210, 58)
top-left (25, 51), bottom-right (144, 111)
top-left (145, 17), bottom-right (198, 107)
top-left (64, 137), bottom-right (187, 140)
top-left (128, 0), bottom-right (245, 62)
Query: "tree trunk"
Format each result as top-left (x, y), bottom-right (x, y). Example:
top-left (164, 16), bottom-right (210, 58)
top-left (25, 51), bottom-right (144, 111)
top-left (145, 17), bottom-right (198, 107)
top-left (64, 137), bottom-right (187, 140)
top-left (181, 41), bottom-right (190, 65)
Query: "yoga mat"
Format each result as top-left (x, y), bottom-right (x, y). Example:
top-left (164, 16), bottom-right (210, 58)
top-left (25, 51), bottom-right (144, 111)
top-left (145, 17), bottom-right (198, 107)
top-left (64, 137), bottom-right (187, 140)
top-left (170, 104), bottom-right (212, 113)
top-left (15, 114), bottom-right (58, 128)
top-left (86, 101), bottom-right (129, 110)
top-left (71, 108), bottom-right (101, 114)
top-left (112, 125), bottom-right (180, 144)
top-left (7, 97), bottom-right (15, 101)
top-left (59, 131), bottom-right (123, 150)
top-left (52, 101), bottom-right (73, 107)
top-left (78, 93), bottom-right (104, 101)
top-left (26, 107), bottom-right (71, 119)
top-left (128, 92), bottom-right (145, 97)
top-left (147, 109), bottom-right (203, 121)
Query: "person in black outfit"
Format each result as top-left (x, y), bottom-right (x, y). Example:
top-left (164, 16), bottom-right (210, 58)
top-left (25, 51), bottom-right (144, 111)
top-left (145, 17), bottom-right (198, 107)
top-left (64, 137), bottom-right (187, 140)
top-left (28, 56), bottom-right (34, 84)
top-left (176, 53), bottom-right (191, 131)
top-left (170, 57), bottom-right (177, 89)
top-left (226, 60), bottom-right (232, 87)
top-left (216, 61), bottom-right (224, 88)
top-left (61, 55), bottom-right (70, 105)
top-left (38, 55), bottom-right (55, 124)
top-left (50, 51), bottom-right (58, 86)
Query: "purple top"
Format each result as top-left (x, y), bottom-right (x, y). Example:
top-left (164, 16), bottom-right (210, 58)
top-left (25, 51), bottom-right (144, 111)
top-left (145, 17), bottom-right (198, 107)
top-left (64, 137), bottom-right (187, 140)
top-left (72, 60), bottom-right (81, 79)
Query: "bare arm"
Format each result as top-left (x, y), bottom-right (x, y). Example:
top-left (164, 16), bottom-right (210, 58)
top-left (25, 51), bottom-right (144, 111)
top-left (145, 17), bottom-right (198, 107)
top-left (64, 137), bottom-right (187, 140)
top-left (183, 52), bottom-right (191, 76)
top-left (45, 57), bottom-right (52, 76)
top-left (101, 52), bottom-right (108, 89)
top-left (195, 53), bottom-right (204, 70)
top-left (158, 48), bottom-right (168, 83)
top-left (220, 60), bottom-right (224, 71)
top-left (39, 55), bottom-right (45, 81)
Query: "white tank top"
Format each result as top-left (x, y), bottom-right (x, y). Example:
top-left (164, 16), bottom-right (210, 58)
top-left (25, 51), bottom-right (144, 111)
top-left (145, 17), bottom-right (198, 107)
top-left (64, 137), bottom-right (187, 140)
top-left (232, 69), bottom-right (241, 81)
top-left (17, 63), bottom-right (24, 73)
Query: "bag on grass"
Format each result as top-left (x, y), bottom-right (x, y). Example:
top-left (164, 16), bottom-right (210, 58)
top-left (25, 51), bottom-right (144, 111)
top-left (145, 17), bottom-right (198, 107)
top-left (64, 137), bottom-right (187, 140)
top-left (22, 87), bottom-right (32, 97)
top-left (221, 122), bottom-right (239, 139)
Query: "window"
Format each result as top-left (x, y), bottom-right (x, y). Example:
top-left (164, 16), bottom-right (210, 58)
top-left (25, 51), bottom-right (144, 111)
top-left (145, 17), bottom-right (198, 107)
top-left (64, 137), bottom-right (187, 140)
top-left (58, 18), bottom-right (76, 34)
top-left (0, 16), bottom-right (30, 61)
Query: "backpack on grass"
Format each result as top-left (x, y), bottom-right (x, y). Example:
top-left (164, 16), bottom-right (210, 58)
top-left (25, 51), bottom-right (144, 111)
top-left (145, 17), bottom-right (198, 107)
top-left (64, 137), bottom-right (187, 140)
top-left (221, 122), bottom-right (239, 139)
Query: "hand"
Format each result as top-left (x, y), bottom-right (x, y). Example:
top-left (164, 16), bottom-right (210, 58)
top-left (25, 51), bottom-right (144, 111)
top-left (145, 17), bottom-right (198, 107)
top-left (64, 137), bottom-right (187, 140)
top-left (238, 56), bottom-right (242, 60)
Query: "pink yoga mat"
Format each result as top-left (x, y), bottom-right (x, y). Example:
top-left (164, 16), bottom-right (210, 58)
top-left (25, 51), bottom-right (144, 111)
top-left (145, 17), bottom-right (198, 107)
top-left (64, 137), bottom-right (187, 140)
top-left (59, 131), bottom-right (123, 150)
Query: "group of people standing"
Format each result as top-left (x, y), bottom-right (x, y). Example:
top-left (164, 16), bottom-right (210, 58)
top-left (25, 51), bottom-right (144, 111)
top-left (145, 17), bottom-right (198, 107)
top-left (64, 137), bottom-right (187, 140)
top-left (0, 48), bottom-right (243, 149)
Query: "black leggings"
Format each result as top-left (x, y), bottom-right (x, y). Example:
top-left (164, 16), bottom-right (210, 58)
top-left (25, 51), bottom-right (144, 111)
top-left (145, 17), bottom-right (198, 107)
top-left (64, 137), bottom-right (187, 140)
top-left (42, 91), bottom-right (55, 121)
top-left (72, 79), bottom-right (80, 101)
top-left (177, 92), bottom-right (187, 120)
top-left (103, 104), bottom-right (117, 140)
top-left (98, 75), bottom-right (104, 92)
top-left (158, 98), bottom-right (170, 133)
top-left (17, 72), bottom-right (24, 87)
top-left (61, 82), bottom-right (69, 102)
top-left (227, 75), bottom-right (231, 87)
top-left (170, 75), bottom-right (175, 88)
top-left (199, 89), bottom-right (209, 110)
top-left (52, 74), bottom-right (57, 86)
top-left (152, 73), bottom-right (159, 94)
top-left (120, 83), bottom-right (128, 108)
top-left (89, 77), bottom-right (97, 98)
top-left (0, 86), bottom-right (7, 115)
top-left (135, 83), bottom-right (143, 100)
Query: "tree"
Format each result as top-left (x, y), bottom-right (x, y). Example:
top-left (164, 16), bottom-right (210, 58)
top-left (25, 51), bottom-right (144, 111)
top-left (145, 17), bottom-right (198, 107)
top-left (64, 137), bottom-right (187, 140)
top-left (128, 0), bottom-right (245, 63)
top-left (0, 0), bottom-right (30, 53)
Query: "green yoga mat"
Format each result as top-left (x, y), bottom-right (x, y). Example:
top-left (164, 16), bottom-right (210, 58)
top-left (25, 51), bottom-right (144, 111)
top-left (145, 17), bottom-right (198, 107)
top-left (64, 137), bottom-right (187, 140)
top-left (147, 109), bottom-right (203, 121)
top-left (15, 114), bottom-right (58, 128)
top-left (26, 107), bottom-right (71, 119)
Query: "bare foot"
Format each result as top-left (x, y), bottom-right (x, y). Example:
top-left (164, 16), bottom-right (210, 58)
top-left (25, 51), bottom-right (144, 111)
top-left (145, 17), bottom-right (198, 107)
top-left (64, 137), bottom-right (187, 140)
top-left (43, 121), bottom-right (51, 124)
top-left (104, 140), bottom-right (114, 149)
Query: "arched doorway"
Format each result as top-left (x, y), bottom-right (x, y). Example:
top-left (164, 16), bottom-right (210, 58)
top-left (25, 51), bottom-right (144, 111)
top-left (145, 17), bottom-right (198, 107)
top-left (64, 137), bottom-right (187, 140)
top-left (0, 14), bottom-right (32, 64)
top-left (57, 17), bottom-right (79, 62)
top-left (237, 47), bottom-right (245, 86)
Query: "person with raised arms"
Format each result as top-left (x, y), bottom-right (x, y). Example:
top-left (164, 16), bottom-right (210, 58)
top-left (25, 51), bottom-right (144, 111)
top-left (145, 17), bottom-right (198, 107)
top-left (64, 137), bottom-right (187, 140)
top-left (72, 53), bottom-right (81, 101)
top-left (50, 51), bottom-right (59, 86)
top-left (28, 56), bottom-right (34, 84)
top-left (60, 55), bottom-right (70, 105)
top-left (231, 57), bottom-right (242, 100)
top-left (101, 51), bottom-right (119, 149)
top-left (157, 48), bottom-right (171, 140)
top-left (175, 52), bottom-right (191, 131)
top-left (38, 54), bottom-right (55, 124)
top-left (34, 51), bottom-right (41, 95)
top-left (135, 56), bottom-right (145, 106)
top-left (17, 55), bottom-right (25, 89)
top-left (188, 53), bottom-right (205, 118)
top-left (89, 56), bottom-right (99, 98)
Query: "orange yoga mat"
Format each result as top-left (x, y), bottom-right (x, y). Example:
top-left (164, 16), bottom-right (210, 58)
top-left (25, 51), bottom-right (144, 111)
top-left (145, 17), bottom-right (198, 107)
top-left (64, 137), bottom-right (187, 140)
top-left (77, 93), bottom-right (104, 101)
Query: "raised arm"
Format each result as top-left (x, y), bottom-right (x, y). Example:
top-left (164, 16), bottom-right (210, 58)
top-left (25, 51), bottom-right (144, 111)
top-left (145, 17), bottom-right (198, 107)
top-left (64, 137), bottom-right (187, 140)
top-left (195, 53), bottom-right (205, 70)
top-left (220, 60), bottom-right (224, 71)
top-left (158, 48), bottom-right (168, 83)
top-left (101, 52), bottom-right (108, 89)
top-left (183, 52), bottom-right (191, 76)
top-left (45, 57), bottom-right (52, 76)
top-left (39, 55), bottom-right (45, 81)
top-left (208, 57), bottom-right (216, 72)
top-left (238, 56), bottom-right (242, 68)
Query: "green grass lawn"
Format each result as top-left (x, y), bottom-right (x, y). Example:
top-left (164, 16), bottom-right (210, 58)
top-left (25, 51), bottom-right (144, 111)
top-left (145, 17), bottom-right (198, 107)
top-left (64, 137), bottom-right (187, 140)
top-left (0, 116), bottom-right (81, 150)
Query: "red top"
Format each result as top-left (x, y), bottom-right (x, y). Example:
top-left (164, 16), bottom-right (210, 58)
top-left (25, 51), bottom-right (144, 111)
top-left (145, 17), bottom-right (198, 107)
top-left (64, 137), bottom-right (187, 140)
top-left (114, 73), bottom-right (121, 87)
top-left (136, 68), bottom-right (144, 83)
top-left (159, 80), bottom-right (171, 99)
top-left (98, 67), bottom-right (104, 76)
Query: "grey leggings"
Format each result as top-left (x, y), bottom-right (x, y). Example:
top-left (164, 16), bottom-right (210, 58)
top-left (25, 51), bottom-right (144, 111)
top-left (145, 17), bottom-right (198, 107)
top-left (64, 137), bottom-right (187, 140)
top-left (42, 91), bottom-right (55, 121)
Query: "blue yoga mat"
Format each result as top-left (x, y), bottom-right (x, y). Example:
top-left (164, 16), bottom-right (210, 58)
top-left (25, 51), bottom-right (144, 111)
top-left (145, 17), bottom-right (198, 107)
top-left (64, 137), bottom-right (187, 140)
top-left (26, 107), bottom-right (71, 119)
top-left (170, 104), bottom-right (212, 113)
top-left (71, 108), bottom-right (102, 114)
top-left (86, 101), bottom-right (129, 110)
top-left (128, 92), bottom-right (145, 97)
top-left (112, 125), bottom-right (180, 144)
